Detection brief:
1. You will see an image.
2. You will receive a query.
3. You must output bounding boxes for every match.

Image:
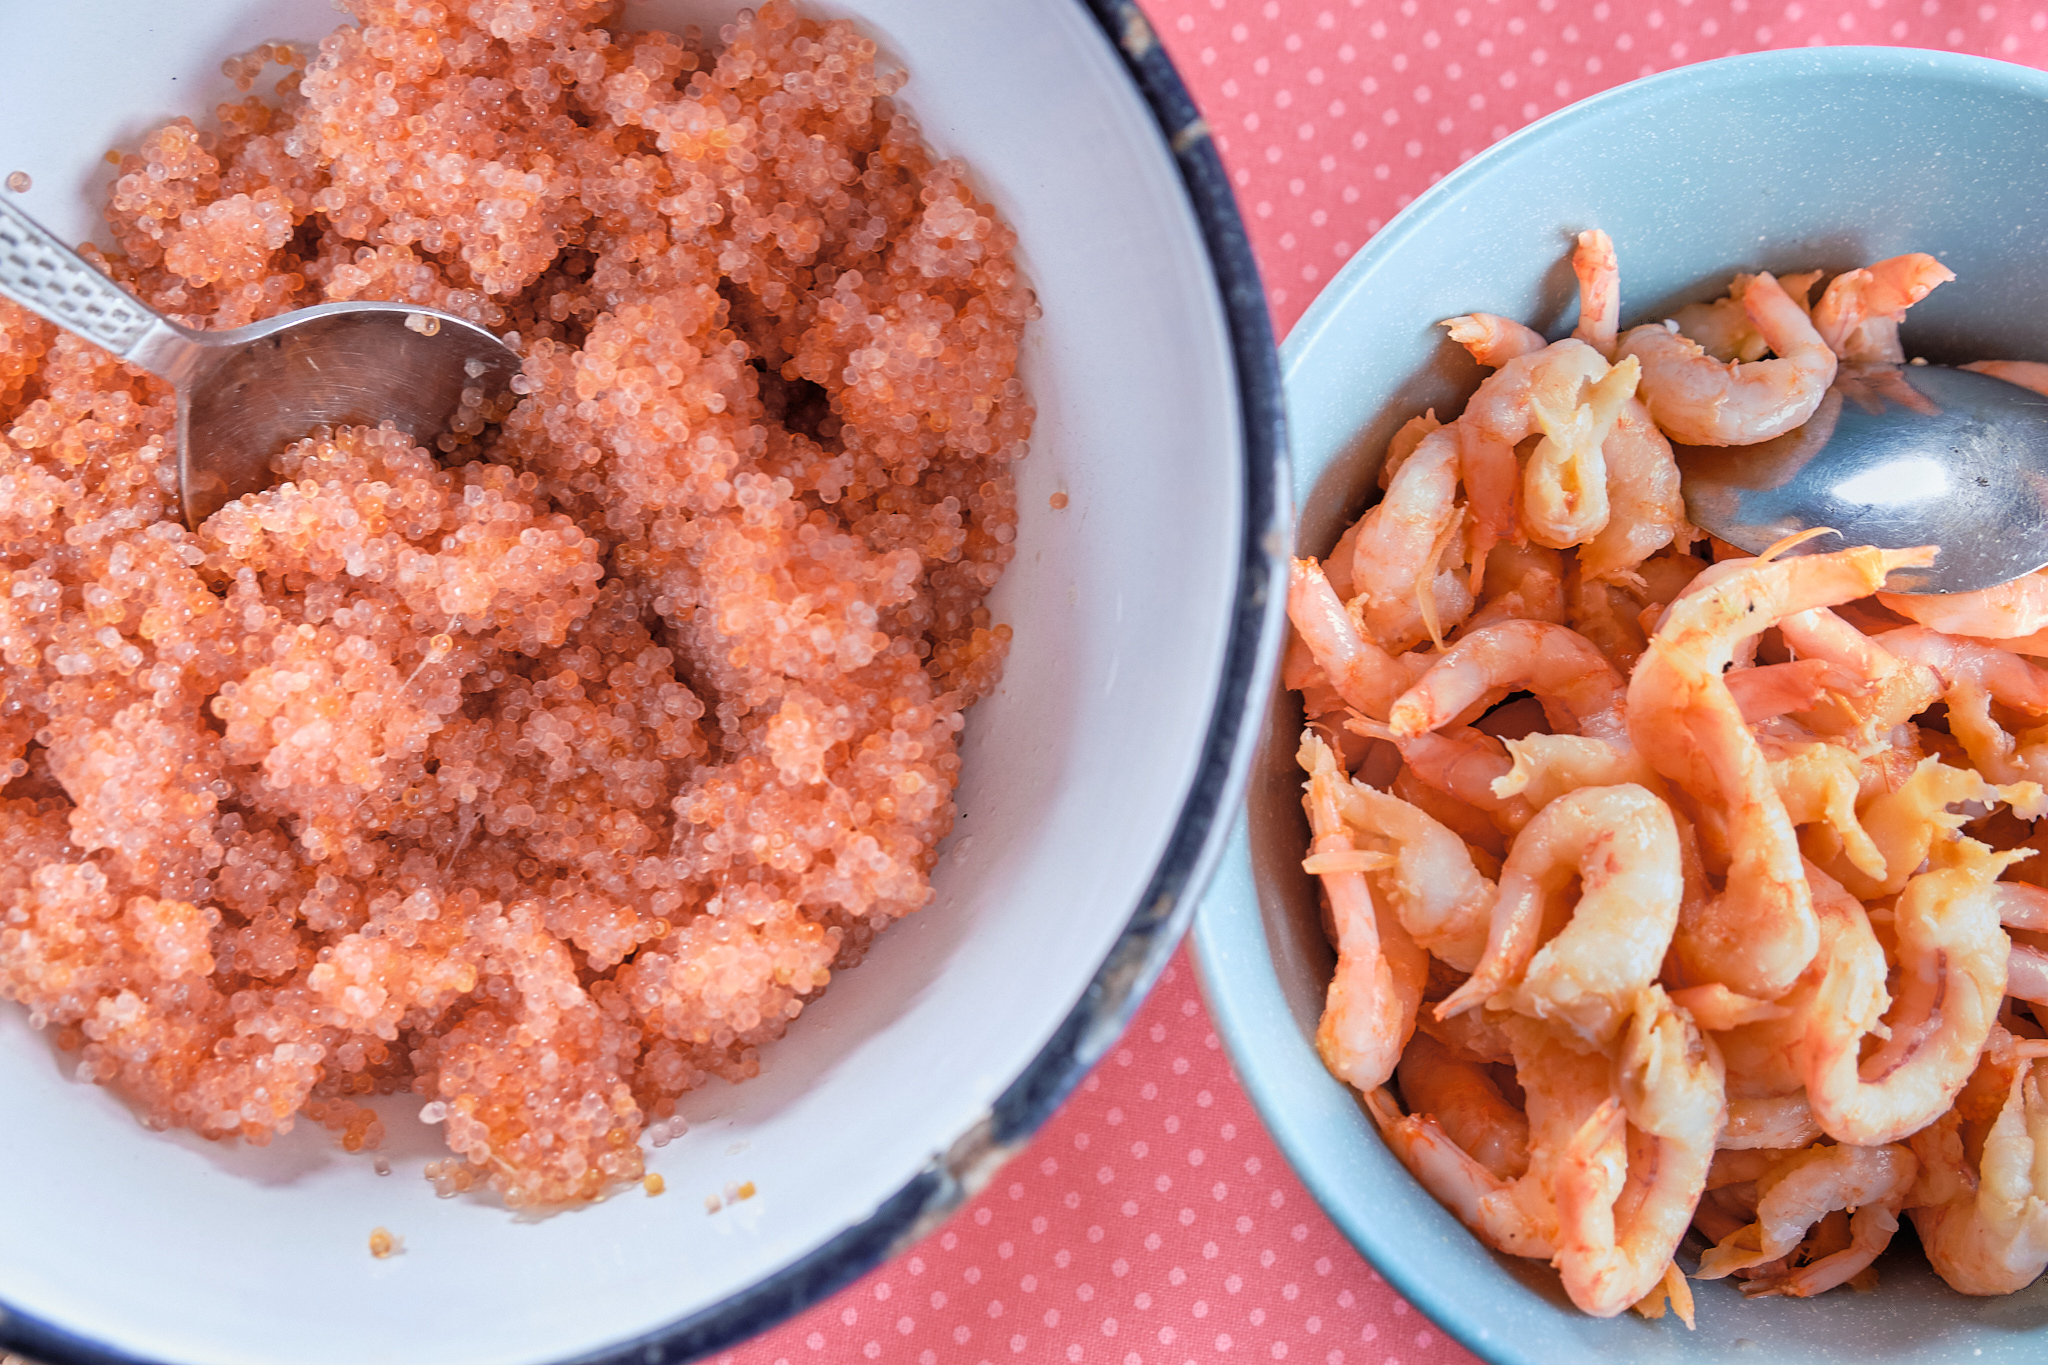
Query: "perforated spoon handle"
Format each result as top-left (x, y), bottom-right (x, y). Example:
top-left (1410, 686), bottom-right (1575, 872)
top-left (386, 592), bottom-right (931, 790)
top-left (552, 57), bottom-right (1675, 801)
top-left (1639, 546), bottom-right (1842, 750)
top-left (0, 194), bottom-right (186, 373)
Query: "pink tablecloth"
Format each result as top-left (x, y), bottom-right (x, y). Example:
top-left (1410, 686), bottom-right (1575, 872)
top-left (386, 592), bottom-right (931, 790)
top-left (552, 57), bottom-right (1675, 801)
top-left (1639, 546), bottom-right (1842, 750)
top-left (731, 3), bottom-right (2048, 1363)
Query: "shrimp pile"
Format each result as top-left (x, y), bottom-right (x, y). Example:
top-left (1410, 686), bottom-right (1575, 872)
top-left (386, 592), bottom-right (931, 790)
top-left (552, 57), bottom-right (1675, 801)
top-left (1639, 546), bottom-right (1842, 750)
top-left (1290, 233), bottom-right (2048, 1319)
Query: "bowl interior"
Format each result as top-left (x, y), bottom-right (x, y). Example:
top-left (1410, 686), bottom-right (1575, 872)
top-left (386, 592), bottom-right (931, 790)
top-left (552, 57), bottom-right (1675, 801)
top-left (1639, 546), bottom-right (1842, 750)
top-left (1197, 47), bottom-right (2048, 1365)
top-left (0, 4), bottom-right (1251, 1364)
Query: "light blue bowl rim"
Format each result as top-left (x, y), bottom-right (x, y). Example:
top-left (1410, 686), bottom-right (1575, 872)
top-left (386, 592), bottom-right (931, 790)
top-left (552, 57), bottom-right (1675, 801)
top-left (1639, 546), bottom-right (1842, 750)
top-left (1192, 42), bottom-right (2048, 1365)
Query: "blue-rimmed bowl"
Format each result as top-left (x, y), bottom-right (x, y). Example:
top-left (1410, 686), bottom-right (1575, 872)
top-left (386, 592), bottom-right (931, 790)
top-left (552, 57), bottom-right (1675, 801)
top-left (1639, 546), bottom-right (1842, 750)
top-left (1194, 46), bottom-right (2048, 1365)
top-left (0, 4), bottom-right (1285, 1364)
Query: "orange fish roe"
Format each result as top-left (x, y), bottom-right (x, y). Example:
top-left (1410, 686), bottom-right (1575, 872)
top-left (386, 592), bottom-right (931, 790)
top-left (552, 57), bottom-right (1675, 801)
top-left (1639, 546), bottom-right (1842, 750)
top-left (0, 0), bottom-right (1031, 1207)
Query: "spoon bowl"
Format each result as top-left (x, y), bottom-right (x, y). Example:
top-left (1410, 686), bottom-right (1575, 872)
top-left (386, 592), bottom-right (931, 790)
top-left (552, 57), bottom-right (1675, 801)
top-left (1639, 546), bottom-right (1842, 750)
top-left (1677, 362), bottom-right (2048, 594)
top-left (0, 195), bottom-right (521, 525)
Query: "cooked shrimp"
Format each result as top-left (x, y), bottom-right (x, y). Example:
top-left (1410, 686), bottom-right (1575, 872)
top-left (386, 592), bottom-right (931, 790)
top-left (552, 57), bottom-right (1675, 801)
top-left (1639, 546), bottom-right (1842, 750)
top-left (1377, 410), bottom-right (1444, 492)
top-left (1811, 253), bottom-right (1954, 363)
top-left (1351, 717), bottom-right (1536, 837)
top-left (1875, 628), bottom-right (2048, 786)
top-left (1437, 785), bottom-right (1681, 1046)
top-left (1878, 570), bottom-right (2048, 641)
top-left (1390, 621), bottom-right (1628, 745)
top-left (1415, 1003), bottom-right (1516, 1066)
top-left (1724, 658), bottom-right (1861, 726)
top-left (1466, 541), bottom-right (1567, 631)
top-left (1804, 837), bottom-right (2016, 1147)
top-left (1389, 763), bottom-right (1516, 857)
top-left (1460, 339), bottom-right (1611, 560)
top-left (2011, 940), bottom-right (2048, 1008)
top-left (1443, 314), bottom-right (1548, 368)
top-left (1369, 1015), bottom-right (1615, 1260)
top-left (1777, 605), bottom-right (1941, 743)
top-left (1554, 988), bottom-right (1724, 1317)
top-left (1694, 1142), bottom-right (1917, 1295)
top-left (1491, 732), bottom-right (1662, 811)
top-left (1910, 1049), bottom-right (2048, 1296)
top-left (1672, 294), bottom-right (1770, 363)
top-left (1336, 779), bottom-right (1495, 972)
top-left (1576, 397), bottom-right (1684, 583)
top-left (1349, 424), bottom-right (1474, 652)
top-left (1618, 272), bottom-right (1838, 445)
top-left (1669, 983), bottom-right (1790, 1033)
top-left (1286, 558), bottom-right (1421, 721)
top-left (1630, 542), bottom-right (1934, 998)
top-left (1396, 1030), bottom-right (1531, 1181)
top-left (1962, 358), bottom-right (2048, 398)
top-left (1570, 229), bottom-right (1621, 360)
top-left (1303, 731), bottom-right (1429, 1093)
top-left (1823, 755), bottom-right (2001, 901)
top-left (1720, 1094), bottom-right (1824, 1151)
top-left (1765, 737), bottom-right (1886, 882)
top-left (1998, 881), bottom-right (2048, 932)
top-left (1566, 574), bottom-right (1652, 674)
top-left (1613, 984), bottom-right (1728, 1140)
top-left (1523, 355), bottom-right (1637, 549)
top-left (1712, 864), bottom-right (1879, 1107)
top-left (1670, 269), bottom-right (1825, 363)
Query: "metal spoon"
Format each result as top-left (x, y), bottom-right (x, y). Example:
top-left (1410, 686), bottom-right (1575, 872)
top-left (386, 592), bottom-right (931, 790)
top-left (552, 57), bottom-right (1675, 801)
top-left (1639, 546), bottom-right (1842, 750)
top-left (0, 195), bottom-right (520, 527)
top-left (1678, 362), bottom-right (2048, 595)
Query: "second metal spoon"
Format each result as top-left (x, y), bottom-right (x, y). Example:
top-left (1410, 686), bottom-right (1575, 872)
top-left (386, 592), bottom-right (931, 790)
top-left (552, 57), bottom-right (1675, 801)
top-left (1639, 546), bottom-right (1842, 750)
top-left (1677, 361), bottom-right (2048, 595)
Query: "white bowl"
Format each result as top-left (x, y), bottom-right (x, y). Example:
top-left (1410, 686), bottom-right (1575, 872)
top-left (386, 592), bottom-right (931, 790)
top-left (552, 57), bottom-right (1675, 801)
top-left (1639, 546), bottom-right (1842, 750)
top-left (0, 4), bottom-right (1286, 1363)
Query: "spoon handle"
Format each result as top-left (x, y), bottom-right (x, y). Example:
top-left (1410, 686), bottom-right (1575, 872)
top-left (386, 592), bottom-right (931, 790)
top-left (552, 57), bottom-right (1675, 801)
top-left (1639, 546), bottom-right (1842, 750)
top-left (0, 194), bottom-right (168, 363)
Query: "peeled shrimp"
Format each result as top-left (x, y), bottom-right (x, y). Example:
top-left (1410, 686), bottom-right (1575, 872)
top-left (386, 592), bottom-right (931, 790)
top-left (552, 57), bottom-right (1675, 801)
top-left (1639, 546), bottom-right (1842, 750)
top-left (1711, 863), bottom-right (1879, 1113)
top-left (1491, 732), bottom-right (1662, 811)
top-left (1876, 627), bottom-right (2048, 785)
top-left (1618, 272), bottom-right (1837, 446)
top-left (1694, 1142), bottom-right (1918, 1295)
top-left (1765, 737), bottom-right (1886, 883)
top-left (1389, 620), bottom-right (1628, 746)
top-left (1335, 780), bottom-right (1495, 972)
top-left (1460, 339), bottom-right (1611, 564)
top-left (1523, 355), bottom-right (1637, 550)
top-left (1777, 605), bottom-right (1941, 744)
top-left (1630, 542), bottom-right (1935, 999)
top-left (1553, 987), bottom-right (1724, 1317)
top-left (1396, 1030), bottom-right (1530, 1181)
top-left (1286, 558), bottom-right (1420, 721)
top-left (1575, 396), bottom-right (1684, 584)
top-left (1375, 411), bottom-right (1444, 494)
top-left (1461, 541), bottom-right (1567, 635)
top-left (1804, 838), bottom-right (2015, 1147)
top-left (1349, 424), bottom-right (1474, 652)
top-left (1910, 1048), bottom-right (2048, 1296)
top-left (1811, 252), bottom-right (1954, 363)
top-left (1565, 573), bottom-right (1651, 674)
top-left (1349, 715), bottom-right (1537, 837)
top-left (1878, 570), bottom-right (2048, 641)
top-left (1443, 314), bottom-right (1548, 368)
top-left (1437, 784), bottom-right (1681, 1046)
top-left (1962, 358), bottom-right (2048, 398)
top-left (1368, 1015), bottom-right (1615, 1260)
top-left (1822, 755), bottom-right (2003, 901)
top-left (1569, 229), bottom-right (1621, 360)
top-left (1720, 1094), bottom-right (1824, 1152)
top-left (1302, 731), bottom-right (1428, 1093)
top-left (1669, 269), bottom-right (1824, 364)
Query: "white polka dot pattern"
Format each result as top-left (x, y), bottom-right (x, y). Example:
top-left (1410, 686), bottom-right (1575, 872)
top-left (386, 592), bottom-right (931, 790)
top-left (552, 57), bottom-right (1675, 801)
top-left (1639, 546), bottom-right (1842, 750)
top-left (1163, 0), bottom-right (2048, 331)
top-left (726, 950), bottom-right (1470, 1365)
top-left (736, 2), bottom-right (2048, 1360)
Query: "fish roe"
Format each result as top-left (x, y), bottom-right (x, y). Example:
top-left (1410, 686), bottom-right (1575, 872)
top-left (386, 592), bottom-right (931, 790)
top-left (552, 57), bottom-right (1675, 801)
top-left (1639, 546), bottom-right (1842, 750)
top-left (0, 0), bottom-right (1032, 1208)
